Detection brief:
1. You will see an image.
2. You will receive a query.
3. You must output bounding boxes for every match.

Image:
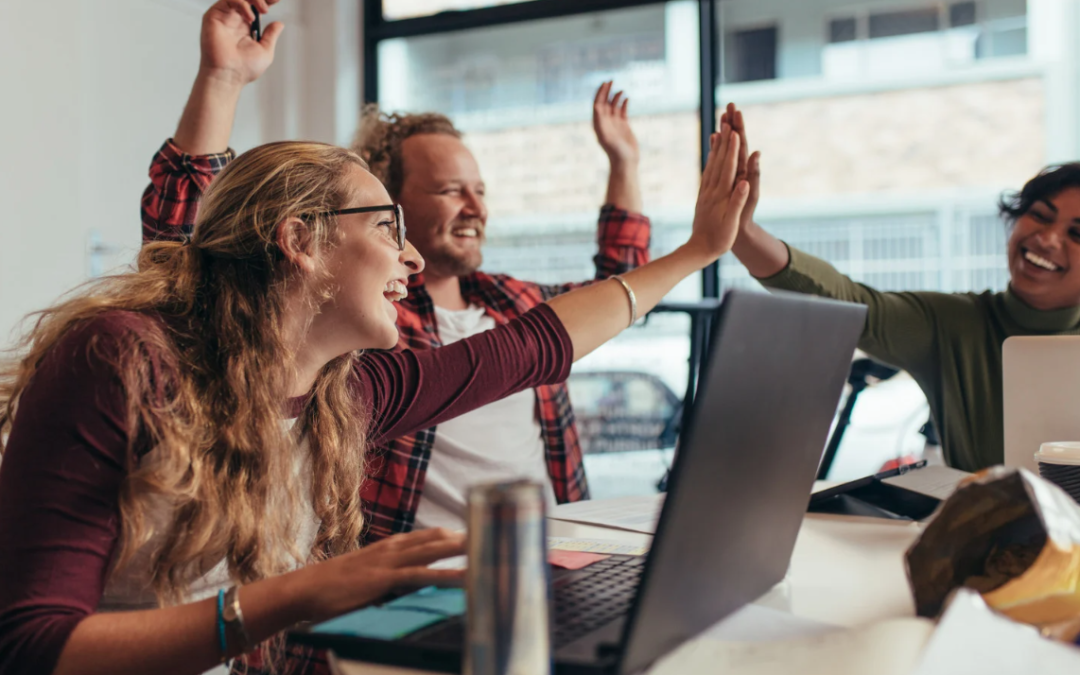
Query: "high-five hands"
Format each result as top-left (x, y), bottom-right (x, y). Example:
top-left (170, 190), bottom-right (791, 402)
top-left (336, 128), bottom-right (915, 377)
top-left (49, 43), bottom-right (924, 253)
top-left (720, 102), bottom-right (760, 231)
top-left (688, 124), bottom-right (750, 261)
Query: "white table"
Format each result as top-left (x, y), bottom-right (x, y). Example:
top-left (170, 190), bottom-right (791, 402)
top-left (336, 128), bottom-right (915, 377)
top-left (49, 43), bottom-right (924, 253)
top-left (333, 505), bottom-right (923, 674)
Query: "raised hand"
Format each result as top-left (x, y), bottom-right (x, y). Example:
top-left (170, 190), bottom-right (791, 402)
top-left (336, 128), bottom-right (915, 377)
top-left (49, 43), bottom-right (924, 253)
top-left (689, 124), bottom-right (749, 261)
top-left (174, 0), bottom-right (284, 154)
top-left (720, 102), bottom-right (760, 231)
top-left (200, 0), bottom-right (285, 86)
top-left (593, 81), bottom-right (640, 167)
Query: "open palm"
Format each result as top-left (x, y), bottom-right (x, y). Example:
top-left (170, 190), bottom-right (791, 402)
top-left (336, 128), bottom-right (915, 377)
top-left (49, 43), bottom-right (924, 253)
top-left (201, 0), bottom-right (284, 85)
top-left (690, 125), bottom-right (749, 260)
top-left (593, 81), bottom-right (640, 165)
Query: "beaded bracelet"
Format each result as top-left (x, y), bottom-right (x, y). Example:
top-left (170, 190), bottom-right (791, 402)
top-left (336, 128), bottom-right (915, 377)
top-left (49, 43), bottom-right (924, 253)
top-left (217, 588), bottom-right (228, 659)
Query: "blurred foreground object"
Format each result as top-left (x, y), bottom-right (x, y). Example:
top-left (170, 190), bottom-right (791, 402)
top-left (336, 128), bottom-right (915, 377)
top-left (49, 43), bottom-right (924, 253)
top-left (907, 467), bottom-right (1080, 643)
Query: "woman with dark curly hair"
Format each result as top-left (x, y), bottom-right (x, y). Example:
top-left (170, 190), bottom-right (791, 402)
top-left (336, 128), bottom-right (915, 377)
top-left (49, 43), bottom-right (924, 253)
top-left (723, 102), bottom-right (1080, 473)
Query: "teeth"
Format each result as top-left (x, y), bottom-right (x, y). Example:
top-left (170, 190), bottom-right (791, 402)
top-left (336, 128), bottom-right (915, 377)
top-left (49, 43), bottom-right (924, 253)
top-left (453, 228), bottom-right (478, 238)
top-left (1024, 250), bottom-right (1061, 271)
top-left (383, 280), bottom-right (407, 301)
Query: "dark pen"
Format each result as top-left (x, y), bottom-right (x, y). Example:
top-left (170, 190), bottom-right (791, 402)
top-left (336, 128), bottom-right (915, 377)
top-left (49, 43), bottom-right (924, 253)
top-left (250, 4), bottom-right (262, 41)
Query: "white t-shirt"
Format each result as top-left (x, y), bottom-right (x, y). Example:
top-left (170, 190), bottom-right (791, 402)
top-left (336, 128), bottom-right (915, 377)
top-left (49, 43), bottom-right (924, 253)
top-left (414, 304), bottom-right (557, 531)
top-left (99, 420), bottom-right (318, 675)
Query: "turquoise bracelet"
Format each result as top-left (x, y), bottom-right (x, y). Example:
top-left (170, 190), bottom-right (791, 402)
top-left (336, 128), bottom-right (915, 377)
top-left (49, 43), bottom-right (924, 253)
top-left (217, 589), bottom-right (228, 657)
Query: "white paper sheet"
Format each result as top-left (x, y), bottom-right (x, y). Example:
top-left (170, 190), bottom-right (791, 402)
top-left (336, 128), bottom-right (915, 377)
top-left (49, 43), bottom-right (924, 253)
top-left (649, 616), bottom-right (933, 675)
top-left (549, 494), bottom-right (665, 534)
top-left (548, 536), bottom-right (649, 556)
top-left (700, 604), bottom-right (840, 643)
top-left (913, 589), bottom-right (1080, 674)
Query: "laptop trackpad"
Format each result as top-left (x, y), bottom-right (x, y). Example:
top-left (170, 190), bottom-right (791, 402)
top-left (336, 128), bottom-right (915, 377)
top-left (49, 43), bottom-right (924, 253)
top-left (556, 618), bottom-right (625, 662)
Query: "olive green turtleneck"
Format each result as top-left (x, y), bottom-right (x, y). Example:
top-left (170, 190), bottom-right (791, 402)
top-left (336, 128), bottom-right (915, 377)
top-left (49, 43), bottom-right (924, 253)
top-left (758, 244), bottom-right (1080, 472)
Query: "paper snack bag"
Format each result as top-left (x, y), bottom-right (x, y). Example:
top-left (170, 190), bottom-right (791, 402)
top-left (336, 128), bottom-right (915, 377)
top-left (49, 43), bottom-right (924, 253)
top-left (906, 467), bottom-right (1080, 641)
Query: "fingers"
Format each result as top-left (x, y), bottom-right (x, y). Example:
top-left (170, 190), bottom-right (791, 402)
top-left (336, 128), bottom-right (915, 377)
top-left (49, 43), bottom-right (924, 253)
top-left (748, 151), bottom-right (761, 183)
top-left (383, 527), bottom-right (463, 550)
top-left (735, 110), bottom-right (748, 174)
top-left (594, 81), bottom-right (611, 109)
top-left (719, 132), bottom-right (741, 191)
top-left (250, 0), bottom-right (271, 14)
top-left (396, 538), bottom-right (467, 568)
top-left (712, 124), bottom-right (732, 188)
top-left (395, 566), bottom-right (466, 591)
top-left (219, 0), bottom-right (254, 23)
top-left (704, 129), bottom-right (730, 187)
top-left (260, 21), bottom-right (285, 51)
top-left (593, 81), bottom-right (630, 119)
top-left (700, 132), bottom-right (721, 189)
top-left (722, 180), bottom-right (752, 240)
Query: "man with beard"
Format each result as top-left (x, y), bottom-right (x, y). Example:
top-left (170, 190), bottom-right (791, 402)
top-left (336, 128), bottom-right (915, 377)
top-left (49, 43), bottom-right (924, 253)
top-left (142, 0), bottom-right (651, 540)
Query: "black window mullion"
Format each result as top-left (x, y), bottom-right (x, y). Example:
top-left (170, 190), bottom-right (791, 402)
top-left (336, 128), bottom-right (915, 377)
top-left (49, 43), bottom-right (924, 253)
top-left (699, 0), bottom-right (720, 299)
top-left (363, 0), bottom-right (382, 104)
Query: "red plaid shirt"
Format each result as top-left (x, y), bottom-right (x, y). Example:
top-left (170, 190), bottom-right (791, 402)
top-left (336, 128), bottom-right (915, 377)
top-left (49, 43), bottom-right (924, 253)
top-left (142, 139), bottom-right (650, 671)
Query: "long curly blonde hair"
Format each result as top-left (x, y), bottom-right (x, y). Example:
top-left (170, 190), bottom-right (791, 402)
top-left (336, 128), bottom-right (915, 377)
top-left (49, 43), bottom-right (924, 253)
top-left (352, 104), bottom-right (462, 198)
top-left (0, 141), bottom-right (372, 605)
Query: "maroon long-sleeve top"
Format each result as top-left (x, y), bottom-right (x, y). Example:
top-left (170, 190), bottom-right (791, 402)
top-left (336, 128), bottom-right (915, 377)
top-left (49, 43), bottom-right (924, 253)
top-left (0, 305), bottom-right (572, 674)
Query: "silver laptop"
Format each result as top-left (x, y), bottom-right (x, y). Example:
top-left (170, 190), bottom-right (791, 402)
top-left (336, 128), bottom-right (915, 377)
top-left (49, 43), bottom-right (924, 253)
top-left (291, 289), bottom-right (867, 674)
top-left (1003, 336), bottom-right (1080, 473)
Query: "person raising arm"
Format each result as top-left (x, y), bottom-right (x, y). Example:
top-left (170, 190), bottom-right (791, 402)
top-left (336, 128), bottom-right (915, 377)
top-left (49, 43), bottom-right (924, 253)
top-left (0, 110), bottom-right (747, 674)
top-left (723, 102), bottom-right (1080, 472)
top-left (142, 0), bottom-right (657, 543)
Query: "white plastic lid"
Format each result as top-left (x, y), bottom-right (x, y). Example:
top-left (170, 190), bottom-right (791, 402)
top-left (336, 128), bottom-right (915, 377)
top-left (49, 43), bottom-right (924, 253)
top-left (1035, 441), bottom-right (1080, 466)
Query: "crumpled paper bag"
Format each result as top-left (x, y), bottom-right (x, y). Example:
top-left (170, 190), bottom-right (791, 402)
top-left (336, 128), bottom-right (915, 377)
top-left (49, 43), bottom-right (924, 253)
top-left (905, 467), bottom-right (1080, 642)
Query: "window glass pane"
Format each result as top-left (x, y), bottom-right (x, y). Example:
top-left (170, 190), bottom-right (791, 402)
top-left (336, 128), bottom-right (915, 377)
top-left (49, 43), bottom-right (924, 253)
top-left (383, 0), bottom-right (533, 21)
top-left (724, 26), bottom-right (778, 83)
top-left (378, 1), bottom-right (701, 498)
top-left (717, 0), bottom-right (1052, 480)
top-left (950, 2), bottom-right (977, 28)
top-left (868, 8), bottom-right (939, 39)
top-left (829, 17), bottom-right (858, 43)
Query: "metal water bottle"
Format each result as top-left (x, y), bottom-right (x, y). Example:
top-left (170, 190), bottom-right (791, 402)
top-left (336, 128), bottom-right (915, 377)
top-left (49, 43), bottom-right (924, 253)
top-left (464, 480), bottom-right (552, 675)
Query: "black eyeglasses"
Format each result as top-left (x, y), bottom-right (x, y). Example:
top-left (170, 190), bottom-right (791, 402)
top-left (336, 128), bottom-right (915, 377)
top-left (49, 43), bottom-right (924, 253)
top-left (324, 204), bottom-right (406, 251)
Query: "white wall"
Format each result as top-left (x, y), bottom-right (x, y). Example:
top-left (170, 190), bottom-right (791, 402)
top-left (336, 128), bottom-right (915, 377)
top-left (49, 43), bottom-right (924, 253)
top-left (0, 0), bottom-right (362, 349)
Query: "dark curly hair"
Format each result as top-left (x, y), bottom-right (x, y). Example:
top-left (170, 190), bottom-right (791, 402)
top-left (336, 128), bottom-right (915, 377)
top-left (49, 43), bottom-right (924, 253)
top-left (999, 163), bottom-right (1080, 225)
top-left (350, 104), bottom-right (463, 199)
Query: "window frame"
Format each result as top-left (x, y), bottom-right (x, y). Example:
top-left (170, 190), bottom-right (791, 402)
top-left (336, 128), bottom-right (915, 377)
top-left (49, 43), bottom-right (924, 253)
top-left (362, 0), bottom-right (724, 415)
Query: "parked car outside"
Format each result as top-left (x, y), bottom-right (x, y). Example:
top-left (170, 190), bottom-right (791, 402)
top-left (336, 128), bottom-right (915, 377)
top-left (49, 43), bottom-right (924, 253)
top-left (568, 365), bottom-right (932, 499)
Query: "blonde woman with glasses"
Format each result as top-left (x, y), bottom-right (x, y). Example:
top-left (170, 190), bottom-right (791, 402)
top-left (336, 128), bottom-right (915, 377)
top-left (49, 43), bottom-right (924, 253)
top-left (0, 113), bottom-right (748, 673)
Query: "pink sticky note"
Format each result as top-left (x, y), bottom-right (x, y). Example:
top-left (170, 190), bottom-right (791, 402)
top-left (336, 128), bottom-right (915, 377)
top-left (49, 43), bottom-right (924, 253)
top-left (548, 550), bottom-right (611, 570)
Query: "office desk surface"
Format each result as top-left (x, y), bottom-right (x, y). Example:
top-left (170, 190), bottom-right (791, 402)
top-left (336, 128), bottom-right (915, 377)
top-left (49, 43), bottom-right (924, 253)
top-left (332, 503), bottom-right (923, 674)
top-left (547, 513), bottom-right (920, 628)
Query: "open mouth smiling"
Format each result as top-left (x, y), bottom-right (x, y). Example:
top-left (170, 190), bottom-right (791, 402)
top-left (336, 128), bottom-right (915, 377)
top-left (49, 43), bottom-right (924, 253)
top-left (1021, 247), bottom-right (1065, 273)
top-left (383, 279), bottom-right (408, 302)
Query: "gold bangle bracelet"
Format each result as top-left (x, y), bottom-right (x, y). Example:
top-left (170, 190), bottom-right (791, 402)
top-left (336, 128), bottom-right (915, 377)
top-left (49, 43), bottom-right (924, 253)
top-left (611, 275), bottom-right (638, 328)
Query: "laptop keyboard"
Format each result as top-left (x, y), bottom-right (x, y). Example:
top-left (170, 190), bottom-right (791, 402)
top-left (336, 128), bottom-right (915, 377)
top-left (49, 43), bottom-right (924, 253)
top-left (551, 554), bottom-right (644, 646)
top-left (402, 554), bottom-right (645, 649)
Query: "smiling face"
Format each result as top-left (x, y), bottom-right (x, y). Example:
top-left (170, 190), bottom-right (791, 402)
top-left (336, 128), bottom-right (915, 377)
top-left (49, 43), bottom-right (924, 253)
top-left (311, 165), bottom-right (425, 351)
top-left (395, 133), bottom-right (488, 280)
top-left (1006, 187), bottom-right (1080, 311)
